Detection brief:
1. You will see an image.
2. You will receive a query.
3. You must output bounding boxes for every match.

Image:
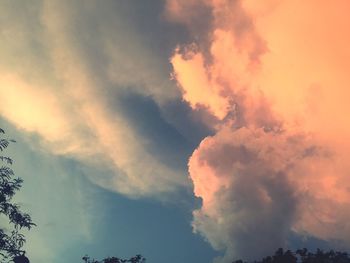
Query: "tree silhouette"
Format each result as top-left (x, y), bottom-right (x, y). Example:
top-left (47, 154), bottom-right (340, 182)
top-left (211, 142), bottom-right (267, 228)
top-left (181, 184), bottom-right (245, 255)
top-left (82, 254), bottom-right (146, 263)
top-left (233, 248), bottom-right (350, 263)
top-left (0, 128), bottom-right (35, 262)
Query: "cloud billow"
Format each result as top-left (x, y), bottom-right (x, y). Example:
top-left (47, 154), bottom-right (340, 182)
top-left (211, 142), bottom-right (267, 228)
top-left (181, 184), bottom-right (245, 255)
top-left (168, 0), bottom-right (350, 261)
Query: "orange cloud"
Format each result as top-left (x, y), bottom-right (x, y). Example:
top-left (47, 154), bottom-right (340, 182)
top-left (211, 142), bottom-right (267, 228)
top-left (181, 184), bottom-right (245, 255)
top-left (168, 0), bottom-right (350, 260)
top-left (171, 49), bottom-right (230, 120)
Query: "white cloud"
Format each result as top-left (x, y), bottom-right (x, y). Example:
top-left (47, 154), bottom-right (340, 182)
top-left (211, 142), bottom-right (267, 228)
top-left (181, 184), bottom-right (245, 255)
top-left (0, 0), bottom-right (189, 198)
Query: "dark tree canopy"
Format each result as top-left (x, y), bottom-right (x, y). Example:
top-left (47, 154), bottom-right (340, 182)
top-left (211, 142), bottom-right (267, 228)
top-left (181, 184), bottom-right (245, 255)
top-left (233, 248), bottom-right (350, 263)
top-left (82, 254), bottom-right (146, 263)
top-left (0, 128), bottom-right (35, 262)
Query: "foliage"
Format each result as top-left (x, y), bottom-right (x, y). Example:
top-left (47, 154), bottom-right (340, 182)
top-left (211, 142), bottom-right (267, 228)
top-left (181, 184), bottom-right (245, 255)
top-left (82, 254), bottom-right (146, 263)
top-left (233, 248), bottom-right (350, 263)
top-left (0, 128), bottom-right (35, 262)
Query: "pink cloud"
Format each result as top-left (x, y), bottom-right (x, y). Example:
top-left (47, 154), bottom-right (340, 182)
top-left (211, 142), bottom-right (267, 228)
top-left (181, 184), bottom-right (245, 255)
top-left (168, 0), bottom-right (350, 260)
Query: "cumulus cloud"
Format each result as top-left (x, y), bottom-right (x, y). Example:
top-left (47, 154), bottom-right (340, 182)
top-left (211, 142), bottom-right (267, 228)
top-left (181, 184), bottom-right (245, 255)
top-left (190, 125), bottom-right (337, 261)
top-left (168, 0), bottom-right (350, 261)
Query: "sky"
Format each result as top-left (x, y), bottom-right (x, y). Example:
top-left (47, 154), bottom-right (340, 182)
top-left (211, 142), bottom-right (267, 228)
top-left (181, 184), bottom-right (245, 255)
top-left (1, 0), bottom-right (350, 262)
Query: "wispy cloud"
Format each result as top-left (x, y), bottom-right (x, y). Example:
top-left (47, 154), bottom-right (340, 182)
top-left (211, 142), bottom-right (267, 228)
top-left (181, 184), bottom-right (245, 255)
top-left (1, 0), bottom-right (190, 198)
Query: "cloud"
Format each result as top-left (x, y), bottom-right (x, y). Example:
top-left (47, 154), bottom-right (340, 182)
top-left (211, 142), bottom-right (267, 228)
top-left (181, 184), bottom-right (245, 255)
top-left (189, 125), bottom-right (334, 261)
top-left (168, 0), bottom-right (350, 261)
top-left (3, 0), bottom-right (350, 261)
top-left (0, 0), bottom-right (191, 198)
top-left (169, 0), bottom-right (270, 125)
